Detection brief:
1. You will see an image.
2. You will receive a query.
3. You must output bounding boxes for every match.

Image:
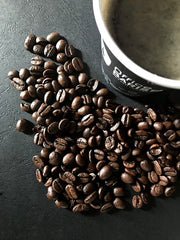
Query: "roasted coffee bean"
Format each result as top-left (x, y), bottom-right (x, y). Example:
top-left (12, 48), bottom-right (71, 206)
top-left (147, 108), bottom-right (157, 121)
top-left (56, 39), bottom-right (67, 52)
top-left (138, 121), bottom-right (149, 130)
top-left (153, 160), bottom-right (162, 175)
top-left (99, 165), bottom-right (113, 180)
top-left (31, 56), bottom-right (44, 66)
top-left (56, 89), bottom-right (66, 103)
top-left (71, 96), bottom-right (82, 110)
top-left (33, 44), bottom-right (44, 55)
top-left (46, 32), bottom-right (61, 44)
top-left (131, 181), bottom-right (142, 193)
top-left (24, 34), bottom-right (36, 51)
top-left (173, 119), bottom-right (180, 129)
top-left (64, 60), bottom-right (74, 74)
top-left (100, 203), bottom-right (113, 212)
top-left (54, 138), bottom-right (68, 151)
top-left (84, 191), bottom-right (98, 204)
top-left (140, 160), bottom-right (152, 172)
top-left (81, 114), bottom-right (94, 126)
top-left (150, 184), bottom-right (164, 197)
top-left (121, 114), bottom-right (133, 127)
top-left (27, 85), bottom-right (36, 98)
top-left (20, 102), bottom-right (31, 113)
top-left (121, 172), bottom-right (134, 184)
top-left (16, 118), bottom-right (33, 133)
top-left (44, 44), bottom-right (56, 58)
top-left (55, 200), bottom-right (68, 209)
top-left (46, 186), bottom-right (58, 200)
top-left (76, 137), bottom-right (87, 149)
top-left (30, 99), bottom-right (41, 112)
top-left (72, 57), bottom-right (83, 71)
top-left (8, 69), bottom-right (19, 80)
top-left (34, 132), bottom-right (44, 145)
top-left (164, 186), bottom-right (176, 197)
top-left (12, 77), bottom-right (26, 91)
top-left (36, 169), bottom-right (43, 183)
top-left (65, 44), bottom-right (75, 58)
top-left (57, 72), bottom-right (69, 87)
top-left (44, 177), bottom-right (53, 187)
top-left (56, 53), bottom-right (68, 63)
top-left (164, 167), bottom-right (177, 177)
top-left (65, 184), bottom-right (78, 199)
top-left (113, 187), bottom-right (124, 197)
top-left (52, 178), bottom-right (63, 193)
top-left (29, 65), bottom-right (44, 77)
top-left (36, 36), bottom-right (48, 46)
top-left (20, 90), bottom-right (31, 101)
top-left (72, 204), bottom-right (89, 212)
top-left (26, 76), bottom-right (36, 85)
top-left (113, 198), bottom-right (126, 209)
top-left (78, 106), bottom-right (91, 116)
top-left (63, 153), bottom-right (75, 165)
top-left (148, 171), bottom-right (158, 183)
top-left (32, 155), bottom-right (45, 168)
top-left (78, 73), bottom-right (88, 84)
top-left (40, 148), bottom-right (50, 159)
top-left (87, 78), bottom-right (99, 92)
top-left (49, 151), bottom-right (60, 165)
top-left (83, 183), bottom-right (95, 195)
top-left (132, 195), bottom-right (143, 208)
top-left (105, 136), bottom-right (115, 150)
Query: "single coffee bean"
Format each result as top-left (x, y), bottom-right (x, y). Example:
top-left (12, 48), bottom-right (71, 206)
top-left (36, 36), bottom-right (48, 46)
top-left (148, 171), bottom-right (159, 183)
top-left (12, 77), bottom-right (26, 91)
top-left (113, 198), bottom-right (126, 209)
top-left (54, 138), bottom-right (68, 151)
top-left (55, 200), bottom-right (68, 209)
top-left (44, 177), bottom-right (53, 187)
top-left (153, 160), bottom-right (162, 175)
top-left (28, 85), bottom-right (36, 98)
top-left (34, 132), bottom-right (44, 145)
top-left (132, 195), bottom-right (143, 208)
top-left (46, 186), bottom-right (58, 200)
top-left (76, 137), bottom-right (88, 149)
top-left (173, 119), bottom-right (180, 129)
top-left (36, 169), bottom-right (43, 183)
top-left (121, 172), bottom-right (134, 184)
top-left (52, 178), bottom-right (63, 193)
top-left (99, 165), bottom-right (113, 180)
top-left (56, 53), bottom-right (68, 63)
top-left (140, 160), bottom-right (152, 172)
top-left (20, 102), bottom-right (31, 113)
top-left (121, 113), bottom-right (133, 127)
top-left (40, 148), bottom-right (50, 159)
top-left (20, 90), bottom-right (31, 101)
top-left (26, 76), bottom-right (36, 85)
top-left (65, 184), bottom-right (78, 199)
top-left (77, 105), bottom-right (91, 116)
top-left (44, 91), bottom-right (54, 104)
top-left (24, 34), bottom-right (36, 51)
top-left (8, 69), bottom-right (19, 80)
top-left (56, 89), bottom-right (66, 103)
top-left (63, 153), bottom-right (75, 165)
top-left (44, 44), bottom-right (57, 58)
top-left (150, 184), bottom-right (164, 197)
top-left (72, 57), bottom-right (84, 71)
top-left (57, 72), bottom-right (70, 87)
top-left (153, 122), bottom-right (163, 131)
top-left (138, 121), bottom-right (149, 130)
top-left (147, 108), bottom-right (157, 121)
top-left (33, 44), bottom-right (44, 55)
top-left (49, 151), bottom-right (60, 165)
top-left (105, 136), bottom-right (115, 150)
top-left (113, 187), bottom-right (124, 197)
top-left (87, 78), bottom-right (99, 92)
top-left (81, 114), bottom-right (94, 126)
top-left (64, 60), bottom-right (74, 74)
top-left (65, 44), bottom-right (75, 58)
top-left (56, 39), bottom-right (67, 52)
top-left (100, 203), bottom-right (113, 213)
top-left (83, 183), bottom-right (95, 195)
top-left (164, 186), bottom-right (176, 197)
top-left (46, 32), bottom-right (61, 44)
top-left (30, 99), bottom-right (42, 112)
top-left (31, 56), bottom-right (44, 66)
top-left (71, 96), bottom-right (82, 110)
top-left (72, 204), bottom-right (89, 212)
top-left (78, 73), bottom-right (88, 84)
top-left (16, 118), bottom-right (33, 133)
top-left (84, 191), bottom-right (98, 204)
top-left (96, 88), bottom-right (109, 96)
top-left (32, 155), bottom-right (45, 168)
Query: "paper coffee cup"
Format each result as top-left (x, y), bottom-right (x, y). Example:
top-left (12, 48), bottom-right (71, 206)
top-left (93, 0), bottom-right (180, 97)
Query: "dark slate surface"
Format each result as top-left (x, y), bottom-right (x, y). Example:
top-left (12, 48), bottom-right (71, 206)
top-left (0, 1), bottom-right (180, 240)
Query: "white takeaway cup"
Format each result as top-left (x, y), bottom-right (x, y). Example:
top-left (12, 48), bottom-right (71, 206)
top-left (93, 0), bottom-right (180, 97)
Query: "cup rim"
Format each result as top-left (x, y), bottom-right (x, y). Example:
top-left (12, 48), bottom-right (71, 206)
top-left (93, 0), bottom-right (180, 89)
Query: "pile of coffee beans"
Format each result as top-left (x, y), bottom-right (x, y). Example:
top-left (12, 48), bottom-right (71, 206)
top-left (8, 32), bottom-right (180, 212)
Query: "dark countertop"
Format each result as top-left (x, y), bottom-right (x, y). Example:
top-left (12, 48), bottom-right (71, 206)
top-left (0, 1), bottom-right (180, 240)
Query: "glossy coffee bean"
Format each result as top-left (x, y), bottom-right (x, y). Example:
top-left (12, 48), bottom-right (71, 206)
top-left (8, 69), bottom-right (19, 80)
top-left (46, 32), bottom-right (61, 44)
top-left (24, 34), bottom-right (36, 50)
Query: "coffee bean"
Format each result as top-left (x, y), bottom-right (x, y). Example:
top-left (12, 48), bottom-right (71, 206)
top-left (148, 171), bottom-right (158, 183)
top-left (164, 186), bottom-right (176, 197)
top-left (49, 151), bottom-right (60, 165)
top-left (33, 44), bottom-right (44, 55)
top-left (96, 88), bottom-right (109, 96)
top-left (173, 119), bottom-right (180, 129)
top-left (113, 198), bottom-right (126, 209)
top-left (24, 34), bottom-right (36, 51)
top-left (76, 137), bottom-right (87, 149)
top-left (140, 160), bottom-right (152, 172)
top-left (32, 155), bottom-right (45, 168)
top-left (52, 178), bottom-right (63, 193)
top-left (34, 132), bottom-right (44, 145)
top-left (83, 183), bottom-right (95, 195)
top-left (56, 53), bottom-right (68, 63)
top-left (16, 118), bottom-right (33, 133)
top-left (36, 36), bottom-right (48, 46)
top-left (44, 177), bottom-right (53, 187)
top-left (100, 203), bottom-right (113, 212)
top-left (46, 186), bottom-right (58, 200)
top-left (121, 114), bottom-right (133, 127)
top-left (31, 56), bottom-right (44, 66)
top-left (153, 122), bottom-right (163, 131)
top-left (46, 32), bottom-right (61, 44)
top-left (56, 39), bottom-right (67, 52)
top-left (44, 44), bottom-right (57, 58)
top-left (131, 181), bottom-right (142, 193)
top-left (8, 69), bottom-right (19, 80)
top-left (36, 169), bottom-right (43, 183)
top-left (72, 57), bottom-right (84, 72)
top-left (12, 77), bottom-right (26, 91)
top-left (57, 72), bottom-right (70, 87)
top-left (153, 160), bottom-right (162, 175)
top-left (54, 138), bottom-right (68, 151)
top-left (64, 60), bottom-right (74, 74)
top-left (132, 195), bottom-right (143, 208)
top-left (176, 161), bottom-right (180, 171)
top-left (72, 204), bottom-right (89, 212)
top-left (63, 153), bottom-right (75, 165)
top-left (105, 136), bottom-right (115, 150)
top-left (150, 184), bottom-right (164, 197)
top-left (121, 172), bottom-right (134, 184)
top-left (87, 78), bottom-right (99, 92)
top-left (84, 191), bottom-right (98, 204)
top-left (147, 108), bottom-right (157, 121)
top-left (65, 184), bottom-right (78, 199)
top-left (99, 165), bottom-right (113, 180)
top-left (28, 85), bottom-right (36, 98)
top-left (55, 200), bottom-right (68, 209)
top-left (65, 44), bottom-right (75, 58)
top-left (81, 114), bottom-right (94, 126)
top-left (78, 105), bottom-right (91, 116)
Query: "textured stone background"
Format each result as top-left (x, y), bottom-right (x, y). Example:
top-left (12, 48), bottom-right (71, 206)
top-left (0, 1), bottom-right (180, 240)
